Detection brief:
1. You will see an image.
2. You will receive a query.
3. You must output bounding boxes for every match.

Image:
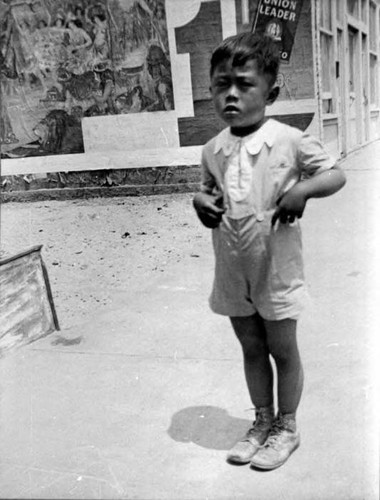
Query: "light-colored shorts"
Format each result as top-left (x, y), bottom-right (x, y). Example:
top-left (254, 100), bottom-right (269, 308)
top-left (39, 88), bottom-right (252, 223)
top-left (209, 214), bottom-right (307, 321)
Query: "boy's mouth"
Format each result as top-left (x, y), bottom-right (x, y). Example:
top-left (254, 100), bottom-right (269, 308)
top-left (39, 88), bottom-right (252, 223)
top-left (223, 104), bottom-right (240, 119)
top-left (224, 105), bottom-right (239, 114)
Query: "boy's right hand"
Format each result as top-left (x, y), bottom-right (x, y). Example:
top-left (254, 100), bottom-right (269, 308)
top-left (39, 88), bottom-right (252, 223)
top-left (193, 192), bottom-right (225, 229)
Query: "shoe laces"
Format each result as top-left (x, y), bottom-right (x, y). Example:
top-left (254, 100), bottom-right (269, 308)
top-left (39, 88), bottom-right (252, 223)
top-left (247, 407), bottom-right (273, 435)
top-left (263, 415), bottom-right (295, 449)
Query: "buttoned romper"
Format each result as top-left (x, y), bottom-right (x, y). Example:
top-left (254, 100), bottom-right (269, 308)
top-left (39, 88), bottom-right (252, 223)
top-left (200, 119), bottom-right (335, 321)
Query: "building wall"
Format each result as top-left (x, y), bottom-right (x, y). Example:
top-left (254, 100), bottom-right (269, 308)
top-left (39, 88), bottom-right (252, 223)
top-left (317, 0), bottom-right (380, 158)
top-left (176, 0), bottom-right (318, 147)
top-left (5, 0), bottom-right (371, 187)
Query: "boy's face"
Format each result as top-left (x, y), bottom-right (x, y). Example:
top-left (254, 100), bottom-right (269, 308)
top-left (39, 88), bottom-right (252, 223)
top-left (210, 58), bottom-right (275, 128)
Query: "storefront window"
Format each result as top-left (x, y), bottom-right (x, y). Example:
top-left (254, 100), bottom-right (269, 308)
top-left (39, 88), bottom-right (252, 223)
top-left (320, 32), bottom-right (334, 113)
top-left (369, 54), bottom-right (378, 105)
top-left (348, 29), bottom-right (356, 93)
top-left (336, 0), bottom-right (343, 22)
top-left (369, 1), bottom-right (377, 51)
top-left (347, 0), bottom-right (359, 17)
top-left (320, 1), bottom-right (332, 30)
top-left (320, 34), bottom-right (332, 92)
top-left (361, 0), bottom-right (367, 21)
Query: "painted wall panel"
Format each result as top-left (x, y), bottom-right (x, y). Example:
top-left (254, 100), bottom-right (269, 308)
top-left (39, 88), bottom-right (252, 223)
top-left (1, 146), bottom-right (203, 176)
top-left (82, 110), bottom-right (179, 151)
top-left (176, 1), bottom-right (223, 102)
top-left (165, 0), bottom-right (202, 117)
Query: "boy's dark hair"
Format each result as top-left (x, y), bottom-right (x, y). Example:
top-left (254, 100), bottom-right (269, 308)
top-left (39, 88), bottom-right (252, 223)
top-left (210, 32), bottom-right (280, 86)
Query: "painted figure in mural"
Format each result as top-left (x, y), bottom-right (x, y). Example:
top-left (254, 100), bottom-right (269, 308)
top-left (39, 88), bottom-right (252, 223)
top-left (64, 2), bottom-right (79, 25)
top-left (128, 84), bottom-right (153, 111)
top-left (88, 10), bottom-right (110, 62)
top-left (73, 5), bottom-right (90, 32)
top-left (66, 19), bottom-right (92, 72)
top-left (149, 0), bottom-right (168, 52)
top-left (55, 60), bottom-right (116, 117)
top-left (0, 3), bottom-right (19, 147)
top-left (52, 13), bottom-right (65, 29)
top-left (84, 60), bottom-right (116, 115)
top-left (193, 33), bottom-right (346, 470)
top-left (114, 84), bottom-right (153, 113)
top-left (115, 0), bottom-right (154, 53)
top-left (49, 13), bottom-right (70, 69)
top-left (56, 66), bottom-right (94, 109)
top-left (114, 66), bottom-right (134, 91)
top-left (32, 109), bottom-right (84, 154)
top-left (0, 51), bottom-right (19, 145)
top-left (14, 18), bottom-right (49, 91)
top-left (29, 0), bottom-right (51, 25)
top-left (2, 107), bottom-right (84, 158)
top-left (20, 11), bottom-right (73, 95)
top-left (146, 44), bottom-right (173, 110)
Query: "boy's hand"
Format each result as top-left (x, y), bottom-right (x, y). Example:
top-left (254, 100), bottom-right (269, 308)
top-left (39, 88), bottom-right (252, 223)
top-left (272, 167), bottom-right (346, 226)
top-left (193, 192), bottom-right (225, 229)
top-left (271, 184), bottom-right (308, 226)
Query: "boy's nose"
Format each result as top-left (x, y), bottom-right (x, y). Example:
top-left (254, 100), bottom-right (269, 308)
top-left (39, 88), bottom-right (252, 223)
top-left (226, 85), bottom-right (239, 99)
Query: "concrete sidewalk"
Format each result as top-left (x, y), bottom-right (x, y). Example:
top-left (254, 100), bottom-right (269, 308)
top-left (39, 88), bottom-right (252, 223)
top-left (0, 141), bottom-right (379, 499)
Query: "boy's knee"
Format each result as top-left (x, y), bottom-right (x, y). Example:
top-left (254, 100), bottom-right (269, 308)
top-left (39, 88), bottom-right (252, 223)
top-left (264, 318), bottom-right (298, 361)
top-left (267, 339), bottom-right (299, 365)
top-left (230, 314), bottom-right (268, 359)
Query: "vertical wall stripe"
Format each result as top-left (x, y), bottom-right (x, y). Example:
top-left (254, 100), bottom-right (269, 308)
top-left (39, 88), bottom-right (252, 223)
top-left (312, 0), bottom-right (324, 142)
top-left (166, 0), bottom-right (202, 117)
top-left (220, 0), bottom-right (238, 38)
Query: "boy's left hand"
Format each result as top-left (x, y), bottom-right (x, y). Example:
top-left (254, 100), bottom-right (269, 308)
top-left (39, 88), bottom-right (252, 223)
top-left (271, 184), bottom-right (307, 226)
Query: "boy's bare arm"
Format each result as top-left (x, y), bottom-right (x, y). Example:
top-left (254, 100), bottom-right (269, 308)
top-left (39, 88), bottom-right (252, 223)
top-left (272, 166), bottom-right (346, 225)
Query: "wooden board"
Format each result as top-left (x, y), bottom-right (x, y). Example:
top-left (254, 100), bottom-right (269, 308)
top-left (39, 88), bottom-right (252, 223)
top-left (0, 246), bottom-right (59, 356)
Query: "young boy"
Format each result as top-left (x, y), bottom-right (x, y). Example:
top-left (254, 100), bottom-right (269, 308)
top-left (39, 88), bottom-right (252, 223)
top-left (193, 32), bottom-right (346, 470)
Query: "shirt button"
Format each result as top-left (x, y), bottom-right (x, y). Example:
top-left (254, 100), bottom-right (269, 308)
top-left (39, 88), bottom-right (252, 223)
top-left (256, 213), bottom-right (264, 222)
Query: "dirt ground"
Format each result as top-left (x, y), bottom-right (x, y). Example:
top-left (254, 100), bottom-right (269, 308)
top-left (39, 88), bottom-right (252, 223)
top-left (0, 193), bottom-right (208, 330)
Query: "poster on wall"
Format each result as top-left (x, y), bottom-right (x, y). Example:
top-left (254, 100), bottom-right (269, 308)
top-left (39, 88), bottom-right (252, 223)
top-left (252, 0), bottom-right (304, 63)
top-left (0, 0), bottom-right (173, 159)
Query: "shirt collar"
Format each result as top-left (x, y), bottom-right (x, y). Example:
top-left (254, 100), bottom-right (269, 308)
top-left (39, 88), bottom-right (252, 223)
top-left (214, 118), bottom-right (276, 156)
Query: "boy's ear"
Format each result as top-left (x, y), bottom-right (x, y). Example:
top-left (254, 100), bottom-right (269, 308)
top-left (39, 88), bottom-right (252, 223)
top-left (266, 86), bottom-right (280, 105)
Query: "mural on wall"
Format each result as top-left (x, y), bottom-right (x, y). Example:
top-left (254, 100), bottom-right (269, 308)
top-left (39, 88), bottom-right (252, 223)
top-left (0, 0), bottom-right (173, 158)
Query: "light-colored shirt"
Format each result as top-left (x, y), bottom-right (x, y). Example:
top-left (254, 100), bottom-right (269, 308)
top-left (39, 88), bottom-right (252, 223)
top-left (201, 118), bottom-right (336, 220)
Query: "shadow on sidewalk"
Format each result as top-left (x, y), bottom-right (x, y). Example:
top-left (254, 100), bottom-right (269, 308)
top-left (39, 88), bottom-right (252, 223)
top-left (167, 406), bottom-right (251, 450)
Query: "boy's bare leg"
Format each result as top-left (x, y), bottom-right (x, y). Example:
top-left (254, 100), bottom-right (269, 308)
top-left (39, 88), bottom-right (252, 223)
top-left (250, 318), bottom-right (302, 470)
top-left (230, 314), bottom-right (273, 408)
top-left (264, 318), bottom-right (303, 415)
top-left (227, 314), bottom-right (274, 463)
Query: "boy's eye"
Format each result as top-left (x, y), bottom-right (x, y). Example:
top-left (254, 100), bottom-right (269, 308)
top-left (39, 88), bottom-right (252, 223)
top-left (237, 79), bottom-right (254, 88)
top-left (212, 79), bottom-right (255, 90)
top-left (213, 80), bottom-right (229, 88)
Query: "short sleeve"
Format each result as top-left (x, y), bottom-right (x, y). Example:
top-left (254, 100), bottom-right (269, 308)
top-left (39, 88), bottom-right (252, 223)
top-left (297, 133), bottom-right (336, 179)
top-left (200, 146), bottom-right (217, 194)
